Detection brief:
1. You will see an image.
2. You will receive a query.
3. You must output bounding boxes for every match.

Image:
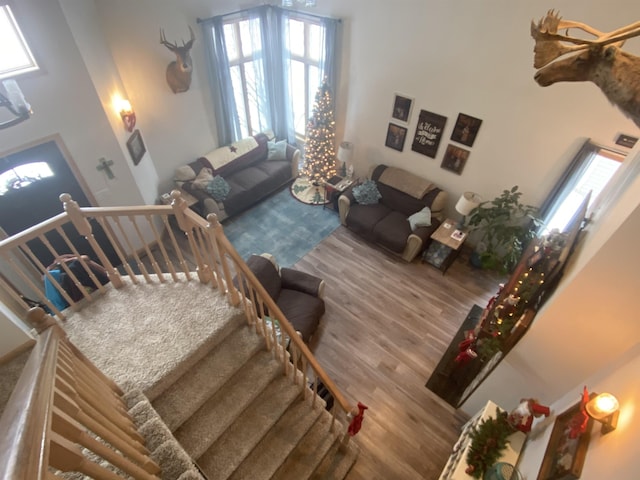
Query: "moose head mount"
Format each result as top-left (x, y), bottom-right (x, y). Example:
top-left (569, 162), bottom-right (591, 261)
top-left (160, 26), bottom-right (195, 94)
top-left (531, 11), bottom-right (640, 128)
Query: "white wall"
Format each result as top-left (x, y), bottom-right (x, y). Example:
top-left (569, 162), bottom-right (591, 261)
top-left (517, 343), bottom-right (640, 479)
top-left (0, 0), bottom-right (144, 208)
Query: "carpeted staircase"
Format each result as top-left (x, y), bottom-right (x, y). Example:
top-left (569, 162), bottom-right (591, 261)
top-left (57, 275), bottom-right (359, 479)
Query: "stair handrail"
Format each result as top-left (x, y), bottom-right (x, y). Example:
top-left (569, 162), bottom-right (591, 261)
top-left (166, 194), bottom-right (359, 424)
top-left (0, 309), bottom-right (162, 480)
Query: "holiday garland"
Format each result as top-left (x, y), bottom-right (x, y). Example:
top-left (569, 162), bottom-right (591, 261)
top-left (465, 409), bottom-right (515, 478)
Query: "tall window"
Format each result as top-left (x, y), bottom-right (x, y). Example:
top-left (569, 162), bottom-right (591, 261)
top-left (222, 17), bottom-right (269, 138)
top-left (0, 3), bottom-right (38, 79)
top-left (202, 6), bottom-right (339, 146)
top-left (285, 17), bottom-right (322, 139)
top-left (540, 141), bottom-right (624, 234)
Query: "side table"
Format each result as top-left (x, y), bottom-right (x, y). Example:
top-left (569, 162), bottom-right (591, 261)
top-left (323, 175), bottom-right (355, 211)
top-left (423, 218), bottom-right (467, 274)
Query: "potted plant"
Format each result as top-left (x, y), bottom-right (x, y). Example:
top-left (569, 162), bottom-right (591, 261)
top-left (467, 186), bottom-right (540, 272)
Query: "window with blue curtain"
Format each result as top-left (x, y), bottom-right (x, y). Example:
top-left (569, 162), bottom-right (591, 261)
top-left (200, 6), bottom-right (339, 146)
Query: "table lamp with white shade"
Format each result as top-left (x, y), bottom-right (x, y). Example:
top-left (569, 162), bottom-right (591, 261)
top-left (455, 192), bottom-right (482, 228)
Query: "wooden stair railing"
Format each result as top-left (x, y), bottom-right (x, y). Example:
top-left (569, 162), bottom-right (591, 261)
top-left (0, 309), bottom-right (160, 480)
top-left (0, 190), bottom-right (364, 472)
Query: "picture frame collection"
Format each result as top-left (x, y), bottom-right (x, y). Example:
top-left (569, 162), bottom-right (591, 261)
top-left (384, 93), bottom-right (483, 176)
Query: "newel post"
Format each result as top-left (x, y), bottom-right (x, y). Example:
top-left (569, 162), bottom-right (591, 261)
top-left (60, 194), bottom-right (123, 288)
top-left (170, 190), bottom-right (210, 284)
top-left (207, 214), bottom-right (240, 306)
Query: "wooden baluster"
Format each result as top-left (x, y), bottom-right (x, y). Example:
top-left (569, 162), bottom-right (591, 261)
top-left (301, 357), bottom-right (308, 398)
top-left (55, 374), bottom-right (144, 445)
top-left (145, 214), bottom-right (178, 282)
top-left (111, 216), bottom-right (152, 283)
top-left (94, 216), bottom-right (137, 284)
top-left (201, 221), bottom-right (225, 289)
top-left (311, 374), bottom-right (319, 409)
top-left (161, 215), bottom-right (192, 279)
top-left (60, 194), bottom-right (122, 289)
top-left (207, 214), bottom-right (239, 305)
top-left (9, 249), bottom-right (72, 317)
top-left (55, 226), bottom-right (109, 294)
top-left (54, 388), bottom-right (151, 458)
top-left (128, 215), bottom-right (164, 281)
top-left (52, 407), bottom-right (160, 477)
top-left (193, 226), bottom-right (217, 288)
top-left (39, 235), bottom-right (93, 304)
top-left (235, 270), bottom-right (253, 325)
top-left (50, 432), bottom-right (125, 480)
top-left (170, 191), bottom-right (209, 283)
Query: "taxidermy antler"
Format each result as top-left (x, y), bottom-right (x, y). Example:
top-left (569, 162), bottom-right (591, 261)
top-left (160, 26), bottom-right (195, 94)
top-left (531, 10), bottom-right (640, 128)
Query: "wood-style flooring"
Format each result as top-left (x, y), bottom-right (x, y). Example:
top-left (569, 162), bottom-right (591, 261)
top-left (294, 226), bottom-right (504, 480)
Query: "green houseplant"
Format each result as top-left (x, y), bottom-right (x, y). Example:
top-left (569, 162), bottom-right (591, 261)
top-left (467, 186), bottom-right (540, 273)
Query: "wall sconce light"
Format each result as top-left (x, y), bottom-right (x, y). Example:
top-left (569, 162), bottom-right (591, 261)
top-left (115, 98), bottom-right (136, 132)
top-left (585, 393), bottom-right (619, 434)
top-left (337, 141), bottom-right (354, 178)
top-left (455, 191), bottom-right (482, 228)
top-left (0, 79), bottom-right (32, 130)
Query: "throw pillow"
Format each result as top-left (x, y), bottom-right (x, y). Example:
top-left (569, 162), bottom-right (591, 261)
top-left (352, 180), bottom-right (382, 205)
top-left (191, 167), bottom-right (214, 190)
top-left (408, 207), bottom-right (432, 231)
top-left (205, 175), bottom-right (231, 202)
top-left (267, 140), bottom-right (287, 161)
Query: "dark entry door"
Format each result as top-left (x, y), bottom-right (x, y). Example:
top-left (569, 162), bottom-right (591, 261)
top-left (0, 140), bottom-right (120, 267)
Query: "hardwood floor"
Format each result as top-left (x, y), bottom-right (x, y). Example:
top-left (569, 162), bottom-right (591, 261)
top-left (294, 226), bottom-right (504, 480)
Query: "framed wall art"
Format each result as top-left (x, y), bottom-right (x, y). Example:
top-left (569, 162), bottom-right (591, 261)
top-left (411, 110), bottom-right (447, 158)
top-left (441, 144), bottom-right (470, 175)
top-left (385, 123), bottom-right (408, 152)
top-left (126, 129), bottom-right (146, 166)
top-left (391, 93), bottom-right (414, 123)
top-left (451, 113), bottom-right (483, 147)
top-left (537, 401), bottom-right (593, 480)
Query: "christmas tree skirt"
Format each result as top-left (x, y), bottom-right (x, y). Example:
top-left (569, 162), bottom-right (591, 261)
top-left (290, 176), bottom-right (330, 205)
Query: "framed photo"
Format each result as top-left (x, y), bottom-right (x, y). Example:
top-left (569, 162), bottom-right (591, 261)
top-left (441, 144), bottom-right (470, 175)
top-left (385, 123), bottom-right (408, 152)
top-left (451, 113), bottom-right (483, 147)
top-left (537, 402), bottom-right (593, 480)
top-left (126, 129), bottom-right (146, 166)
top-left (391, 93), bottom-right (414, 123)
top-left (411, 110), bottom-right (447, 158)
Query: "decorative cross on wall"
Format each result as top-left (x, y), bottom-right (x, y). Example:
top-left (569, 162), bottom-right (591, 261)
top-left (97, 157), bottom-right (115, 179)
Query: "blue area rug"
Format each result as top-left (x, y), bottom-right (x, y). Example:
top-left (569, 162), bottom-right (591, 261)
top-left (222, 185), bottom-right (340, 267)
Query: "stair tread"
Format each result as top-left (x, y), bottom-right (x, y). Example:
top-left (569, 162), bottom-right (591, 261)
top-left (196, 373), bottom-right (305, 479)
top-left (226, 394), bottom-right (324, 480)
top-left (152, 323), bottom-right (265, 431)
top-left (271, 410), bottom-right (339, 480)
top-left (175, 349), bottom-right (282, 458)
top-left (309, 437), bottom-right (360, 480)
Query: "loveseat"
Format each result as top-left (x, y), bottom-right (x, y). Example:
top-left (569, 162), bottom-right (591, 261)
top-left (338, 164), bottom-right (447, 262)
top-left (174, 132), bottom-right (300, 221)
top-left (241, 254), bottom-right (325, 343)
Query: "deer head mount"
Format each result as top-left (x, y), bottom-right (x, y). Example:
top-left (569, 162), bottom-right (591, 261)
top-left (531, 10), bottom-right (640, 128)
top-left (160, 26), bottom-right (195, 94)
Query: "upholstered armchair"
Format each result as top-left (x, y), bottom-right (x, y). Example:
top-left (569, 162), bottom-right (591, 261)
top-left (242, 254), bottom-right (325, 343)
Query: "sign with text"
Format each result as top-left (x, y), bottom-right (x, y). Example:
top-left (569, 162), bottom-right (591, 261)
top-left (412, 110), bottom-right (447, 158)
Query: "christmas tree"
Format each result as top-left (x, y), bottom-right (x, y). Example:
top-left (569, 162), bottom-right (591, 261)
top-left (303, 79), bottom-right (337, 184)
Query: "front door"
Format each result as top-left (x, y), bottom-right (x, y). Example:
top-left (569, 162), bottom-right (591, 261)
top-left (0, 139), bottom-right (120, 267)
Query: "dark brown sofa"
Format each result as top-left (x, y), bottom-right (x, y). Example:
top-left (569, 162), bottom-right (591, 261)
top-left (242, 254), bottom-right (325, 343)
top-left (338, 164), bottom-right (448, 261)
top-left (174, 132), bottom-right (300, 221)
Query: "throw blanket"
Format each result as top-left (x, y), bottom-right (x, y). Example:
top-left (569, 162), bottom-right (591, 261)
top-left (202, 137), bottom-right (259, 171)
top-left (378, 166), bottom-right (433, 199)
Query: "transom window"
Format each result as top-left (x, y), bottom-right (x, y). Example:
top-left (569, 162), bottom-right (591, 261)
top-left (0, 4), bottom-right (39, 80)
top-left (0, 162), bottom-right (54, 196)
